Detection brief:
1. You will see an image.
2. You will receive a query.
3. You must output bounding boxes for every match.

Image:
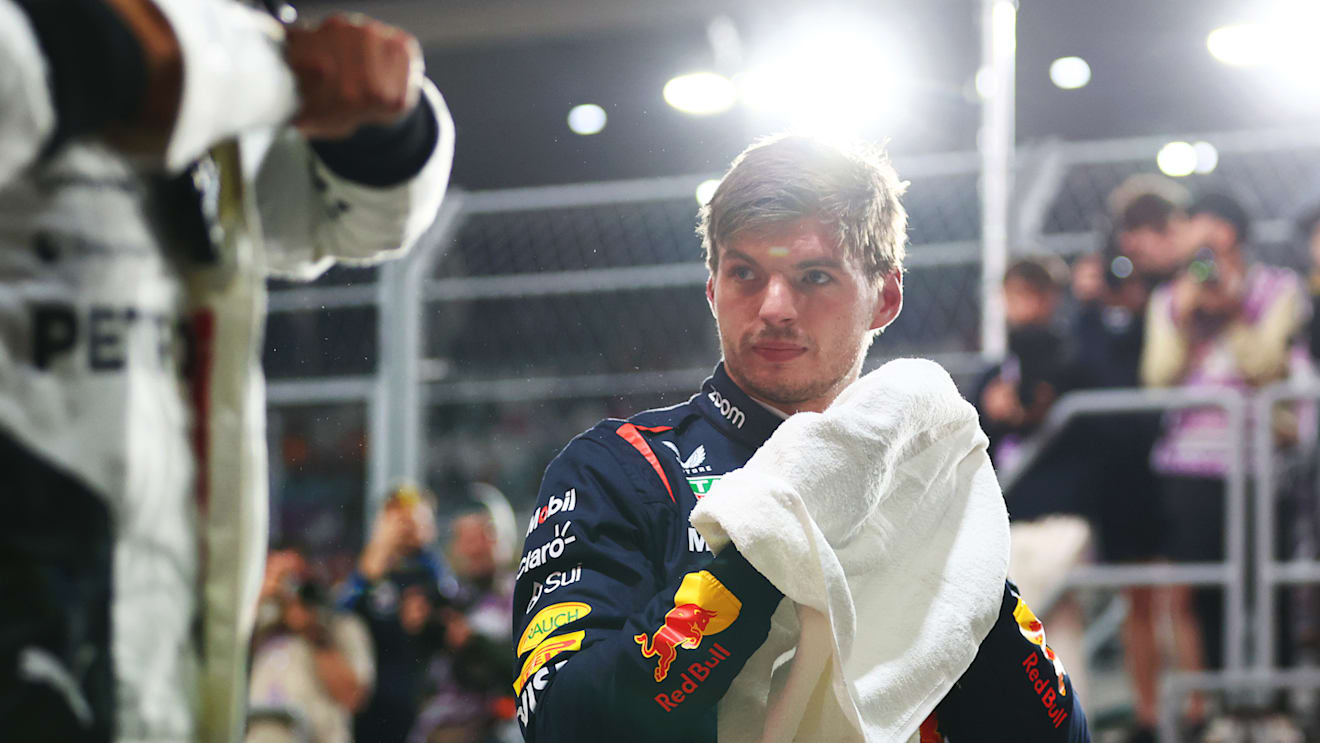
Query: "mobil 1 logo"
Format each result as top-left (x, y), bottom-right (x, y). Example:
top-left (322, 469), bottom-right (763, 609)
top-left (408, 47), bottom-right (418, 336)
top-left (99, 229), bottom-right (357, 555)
top-left (526, 488), bottom-right (578, 537)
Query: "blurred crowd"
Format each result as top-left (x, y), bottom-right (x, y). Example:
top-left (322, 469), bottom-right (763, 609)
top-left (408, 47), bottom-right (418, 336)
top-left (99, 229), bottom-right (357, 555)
top-left (974, 176), bottom-right (1320, 742)
top-left (248, 483), bottom-right (519, 743)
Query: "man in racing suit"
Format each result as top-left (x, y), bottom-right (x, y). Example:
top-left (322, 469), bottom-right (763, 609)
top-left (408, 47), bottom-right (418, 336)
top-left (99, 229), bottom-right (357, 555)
top-left (0, 0), bottom-right (453, 740)
top-left (513, 135), bottom-right (1090, 742)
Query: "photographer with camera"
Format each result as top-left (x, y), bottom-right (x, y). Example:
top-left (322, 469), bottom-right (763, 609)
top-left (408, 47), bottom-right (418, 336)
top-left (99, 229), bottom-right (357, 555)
top-left (340, 483), bottom-right (460, 742)
top-left (1142, 192), bottom-right (1309, 685)
top-left (248, 546), bottom-right (374, 743)
top-left (408, 500), bottom-right (518, 743)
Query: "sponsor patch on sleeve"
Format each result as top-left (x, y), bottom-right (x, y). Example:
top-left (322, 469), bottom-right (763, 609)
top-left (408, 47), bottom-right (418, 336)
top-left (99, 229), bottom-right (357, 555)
top-left (514, 630), bottom-right (585, 695)
top-left (518, 601), bottom-right (593, 656)
top-left (633, 570), bottom-right (741, 683)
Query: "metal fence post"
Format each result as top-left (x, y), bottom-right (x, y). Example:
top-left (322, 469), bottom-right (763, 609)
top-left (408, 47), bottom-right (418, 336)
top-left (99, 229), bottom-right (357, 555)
top-left (979, 0), bottom-right (1016, 363)
top-left (366, 195), bottom-right (467, 520)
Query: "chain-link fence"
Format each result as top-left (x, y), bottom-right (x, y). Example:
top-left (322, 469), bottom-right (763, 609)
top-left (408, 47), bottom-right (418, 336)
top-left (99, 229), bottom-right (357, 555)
top-left (262, 126), bottom-right (1320, 521)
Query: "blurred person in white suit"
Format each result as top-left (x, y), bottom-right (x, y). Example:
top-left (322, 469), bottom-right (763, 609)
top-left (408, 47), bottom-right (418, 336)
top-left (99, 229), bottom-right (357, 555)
top-left (0, 0), bottom-right (454, 739)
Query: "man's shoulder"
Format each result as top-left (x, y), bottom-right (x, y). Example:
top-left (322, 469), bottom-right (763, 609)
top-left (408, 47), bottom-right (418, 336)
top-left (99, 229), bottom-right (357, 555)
top-left (563, 393), bottom-right (703, 452)
top-left (543, 394), bottom-right (703, 502)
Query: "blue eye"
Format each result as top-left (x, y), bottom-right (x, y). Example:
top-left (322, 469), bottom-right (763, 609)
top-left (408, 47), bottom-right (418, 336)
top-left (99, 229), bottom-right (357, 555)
top-left (803, 270), bottom-right (832, 285)
top-left (730, 265), bottom-right (755, 280)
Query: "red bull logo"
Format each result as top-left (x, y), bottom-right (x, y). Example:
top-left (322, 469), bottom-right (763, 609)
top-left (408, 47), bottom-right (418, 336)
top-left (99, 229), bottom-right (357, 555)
top-left (634, 570), bottom-right (741, 683)
top-left (635, 604), bottom-right (719, 682)
top-left (1013, 596), bottom-right (1068, 695)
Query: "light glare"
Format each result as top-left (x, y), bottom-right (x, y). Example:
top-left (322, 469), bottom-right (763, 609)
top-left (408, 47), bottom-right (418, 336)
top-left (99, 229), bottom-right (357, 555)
top-left (567, 104), bottom-right (607, 135)
top-left (974, 66), bottom-right (994, 99)
top-left (663, 72), bottom-right (737, 116)
top-left (1156, 141), bottom-right (1197, 178)
top-left (695, 179), bottom-right (721, 205)
top-left (1207, 24), bottom-right (1272, 67)
top-left (1192, 141), bottom-right (1219, 174)
top-left (1049, 56), bottom-right (1091, 90)
top-left (740, 19), bottom-right (904, 139)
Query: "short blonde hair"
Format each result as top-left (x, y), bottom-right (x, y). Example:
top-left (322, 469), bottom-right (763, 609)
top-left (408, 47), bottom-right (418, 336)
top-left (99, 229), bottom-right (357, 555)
top-left (697, 134), bottom-right (909, 283)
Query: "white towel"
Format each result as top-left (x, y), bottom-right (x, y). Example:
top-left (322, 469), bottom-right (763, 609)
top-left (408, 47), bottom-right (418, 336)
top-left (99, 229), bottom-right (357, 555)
top-left (690, 358), bottom-right (1010, 743)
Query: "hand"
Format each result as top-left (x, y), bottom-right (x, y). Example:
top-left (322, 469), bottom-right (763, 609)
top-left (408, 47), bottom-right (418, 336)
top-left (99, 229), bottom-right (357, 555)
top-left (260, 550), bottom-right (303, 601)
top-left (1022, 382), bottom-right (1057, 427)
top-left (1171, 273), bottom-right (1200, 328)
top-left (981, 377), bottom-right (1025, 426)
top-left (359, 508), bottom-right (409, 580)
top-left (285, 14), bottom-right (424, 140)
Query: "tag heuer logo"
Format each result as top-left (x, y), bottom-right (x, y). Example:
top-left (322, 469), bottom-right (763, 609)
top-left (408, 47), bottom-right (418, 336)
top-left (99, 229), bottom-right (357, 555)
top-left (687, 476), bottom-right (720, 498)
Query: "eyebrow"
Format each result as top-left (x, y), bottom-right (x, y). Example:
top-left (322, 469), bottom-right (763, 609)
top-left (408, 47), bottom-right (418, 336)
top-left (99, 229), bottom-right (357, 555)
top-left (723, 249), bottom-right (844, 271)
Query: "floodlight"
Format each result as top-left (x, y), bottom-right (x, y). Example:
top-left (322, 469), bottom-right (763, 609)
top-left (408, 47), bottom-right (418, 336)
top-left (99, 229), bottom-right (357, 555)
top-left (1206, 24), bottom-right (1271, 67)
top-left (739, 15), bottom-right (904, 139)
top-left (567, 104), bottom-right (607, 135)
top-left (1049, 57), bottom-right (1091, 90)
top-left (663, 72), bottom-right (737, 116)
top-left (1156, 141), bottom-right (1197, 177)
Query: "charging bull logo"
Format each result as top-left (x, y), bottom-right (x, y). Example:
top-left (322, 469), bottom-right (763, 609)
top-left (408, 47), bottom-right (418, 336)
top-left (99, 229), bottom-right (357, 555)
top-left (634, 570), bottom-right (742, 682)
top-left (635, 604), bottom-right (718, 682)
top-left (1014, 595), bottom-right (1068, 696)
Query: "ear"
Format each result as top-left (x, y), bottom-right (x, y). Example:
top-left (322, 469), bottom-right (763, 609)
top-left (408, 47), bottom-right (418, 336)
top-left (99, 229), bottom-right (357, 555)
top-left (705, 275), bottom-right (716, 314)
top-left (870, 270), bottom-right (903, 331)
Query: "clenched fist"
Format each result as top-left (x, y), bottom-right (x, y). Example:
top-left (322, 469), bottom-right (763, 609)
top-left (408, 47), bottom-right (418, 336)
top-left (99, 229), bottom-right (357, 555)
top-left (286, 14), bottom-right (424, 141)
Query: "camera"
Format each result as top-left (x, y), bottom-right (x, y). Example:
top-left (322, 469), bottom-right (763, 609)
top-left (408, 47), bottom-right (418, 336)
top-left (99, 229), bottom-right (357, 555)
top-left (1186, 245), bottom-right (1220, 286)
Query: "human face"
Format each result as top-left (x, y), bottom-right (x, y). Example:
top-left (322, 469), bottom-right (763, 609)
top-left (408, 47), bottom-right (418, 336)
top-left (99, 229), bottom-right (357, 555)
top-left (1120, 218), bottom-right (1189, 278)
top-left (450, 513), bottom-right (497, 581)
top-left (1185, 214), bottom-right (1242, 267)
top-left (1003, 277), bottom-right (1058, 329)
top-left (706, 218), bottom-right (902, 414)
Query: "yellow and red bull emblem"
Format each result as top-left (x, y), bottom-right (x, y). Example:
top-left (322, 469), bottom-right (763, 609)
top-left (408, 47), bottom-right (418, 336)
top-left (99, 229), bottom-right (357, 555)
top-left (1013, 596), bottom-right (1068, 696)
top-left (634, 570), bottom-right (741, 682)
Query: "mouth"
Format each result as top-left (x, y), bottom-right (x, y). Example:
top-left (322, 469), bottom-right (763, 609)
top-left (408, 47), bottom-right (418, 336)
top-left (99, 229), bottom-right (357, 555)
top-left (751, 342), bottom-right (807, 363)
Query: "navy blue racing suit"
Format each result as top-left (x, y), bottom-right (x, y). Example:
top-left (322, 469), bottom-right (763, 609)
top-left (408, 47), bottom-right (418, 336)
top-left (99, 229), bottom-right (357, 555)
top-left (512, 363), bottom-right (1090, 742)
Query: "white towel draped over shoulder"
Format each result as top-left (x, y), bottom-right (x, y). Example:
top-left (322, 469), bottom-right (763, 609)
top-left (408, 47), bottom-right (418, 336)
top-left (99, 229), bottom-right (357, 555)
top-left (689, 358), bottom-right (1010, 743)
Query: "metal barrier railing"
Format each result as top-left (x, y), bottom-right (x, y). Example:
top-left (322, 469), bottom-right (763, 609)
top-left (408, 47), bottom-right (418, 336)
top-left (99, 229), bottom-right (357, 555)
top-left (999, 387), bottom-right (1249, 675)
top-left (1003, 382), bottom-right (1320, 740)
top-left (1157, 669), bottom-right (1320, 743)
top-left (1252, 380), bottom-right (1320, 680)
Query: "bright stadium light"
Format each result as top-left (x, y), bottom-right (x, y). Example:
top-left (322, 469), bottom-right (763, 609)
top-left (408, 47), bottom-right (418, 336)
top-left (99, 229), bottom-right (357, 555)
top-left (567, 104), bottom-right (607, 135)
top-left (1193, 141), bottom-right (1219, 174)
top-left (739, 15), bottom-right (906, 139)
top-left (1207, 23), bottom-right (1272, 67)
top-left (664, 72), bottom-right (737, 116)
top-left (1157, 141), bottom-right (1198, 177)
top-left (1049, 56), bottom-right (1091, 89)
top-left (695, 179), bottom-right (721, 205)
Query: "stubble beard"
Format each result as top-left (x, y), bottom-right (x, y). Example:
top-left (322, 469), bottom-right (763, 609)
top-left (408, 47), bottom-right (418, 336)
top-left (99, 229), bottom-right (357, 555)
top-left (720, 328), bottom-right (869, 412)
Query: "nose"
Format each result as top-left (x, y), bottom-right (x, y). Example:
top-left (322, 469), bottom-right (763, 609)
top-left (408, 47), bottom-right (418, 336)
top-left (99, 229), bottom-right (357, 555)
top-left (758, 274), bottom-right (798, 327)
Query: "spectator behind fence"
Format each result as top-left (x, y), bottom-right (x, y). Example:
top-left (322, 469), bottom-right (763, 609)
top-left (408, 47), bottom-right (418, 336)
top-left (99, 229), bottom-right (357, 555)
top-left (1073, 178), bottom-right (1190, 743)
top-left (248, 546), bottom-right (374, 743)
top-left (1142, 192), bottom-right (1309, 682)
top-left (408, 497), bottom-right (518, 743)
top-left (973, 254), bottom-right (1087, 516)
top-left (340, 483), bottom-right (459, 742)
